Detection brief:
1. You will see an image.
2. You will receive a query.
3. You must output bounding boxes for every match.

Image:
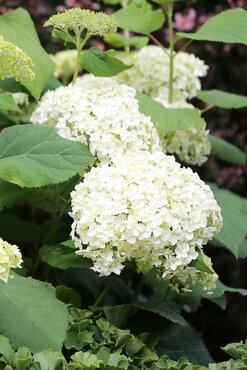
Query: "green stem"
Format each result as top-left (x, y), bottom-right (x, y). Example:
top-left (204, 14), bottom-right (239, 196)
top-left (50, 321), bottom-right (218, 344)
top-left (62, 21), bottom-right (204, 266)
top-left (131, 275), bottom-right (144, 303)
top-left (72, 31), bottom-right (89, 84)
top-left (121, 0), bottom-right (130, 53)
top-left (166, 3), bottom-right (175, 104)
top-left (93, 276), bottom-right (117, 307)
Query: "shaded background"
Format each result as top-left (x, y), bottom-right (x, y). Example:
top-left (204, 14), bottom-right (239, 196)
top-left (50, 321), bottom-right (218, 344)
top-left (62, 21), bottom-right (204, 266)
top-left (1, 0), bottom-right (247, 361)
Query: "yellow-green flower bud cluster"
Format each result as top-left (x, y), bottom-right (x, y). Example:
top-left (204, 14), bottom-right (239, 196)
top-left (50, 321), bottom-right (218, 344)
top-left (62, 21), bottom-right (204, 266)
top-left (44, 8), bottom-right (117, 37)
top-left (0, 36), bottom-right (35, 84)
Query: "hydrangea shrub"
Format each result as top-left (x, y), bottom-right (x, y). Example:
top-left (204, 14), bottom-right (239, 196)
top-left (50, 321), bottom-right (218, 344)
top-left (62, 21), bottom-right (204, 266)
top-left (0, 2), bottom-right (247, 368)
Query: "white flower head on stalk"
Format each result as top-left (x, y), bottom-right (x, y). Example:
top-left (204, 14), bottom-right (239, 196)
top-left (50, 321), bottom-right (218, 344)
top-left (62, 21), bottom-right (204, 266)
top-left (70, 151), bottom-right (222, 278)
top-left (157, 101), bottom-right (211, 166)
top-left (0, 238), bottom-right (23, 283)
top-left (50, 49), bottom-right (77, 84)
top-left (0, 36), bottom-right (35, 83)
top-left (115, 45), bottom-right (208, 101)
top-left (31, 75), bottom-right (161, 163)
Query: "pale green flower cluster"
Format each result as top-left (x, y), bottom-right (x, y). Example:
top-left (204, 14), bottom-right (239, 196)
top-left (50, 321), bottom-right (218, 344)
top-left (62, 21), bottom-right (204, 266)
top-left (168, 255), bottom-right (218, 294)
top-left (70, 151), bottom-right (222, 278)
top-left (44, 8), bottom-right (117, 37)
top-left (32, 75), bottom-right (221, 290)
top-left (31, 75), bottom-right (161, 163)
top-left (50, 49), bottom-right (77, 83)
top-left (116, 45), bottom-right (208, 101)
top-left (115, 46), bottom-right (210, 165)
top-left (0, 238), bottom-right (23, 283)
top-left (159, 101), bottom-right (211, 166)
top-left (12, 92), bottom-right (29, 106)
top-left (0, 36), bottom-right (35, 83)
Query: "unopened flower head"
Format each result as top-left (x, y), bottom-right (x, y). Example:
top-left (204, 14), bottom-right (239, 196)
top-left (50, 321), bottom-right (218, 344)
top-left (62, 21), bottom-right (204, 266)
top-left (0, 238), bottom-right (23, 283)
top-left (0, 36), bottom-right (35, 83)
top-left (116, 45), bottom-right (208, 101)
top-left (44, 8), bottom-right (117, 37)
top-left (31, 75), bottom-right (161, 162)
top-left (70, 151), bottom-right (222, 278)
top-left (50, 49), bottom-right (77, 83)
top-left (158, 101), bottom-right (211, 166)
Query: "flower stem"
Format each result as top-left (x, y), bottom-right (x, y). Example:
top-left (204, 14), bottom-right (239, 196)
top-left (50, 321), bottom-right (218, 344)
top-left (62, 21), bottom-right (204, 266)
top-left (93, 276), bottom-right (117, 307)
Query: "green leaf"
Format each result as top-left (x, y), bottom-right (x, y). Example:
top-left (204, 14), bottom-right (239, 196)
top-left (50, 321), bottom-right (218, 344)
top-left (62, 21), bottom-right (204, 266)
top-left (189, 250), bottom-right (214, 274)
top-left (104, 300), bottom-right (187, 328)
top-left (70, 352), bottom-right (100, 370)
top-left (104, 33), bottom-right (149, 49)
top-left (52, 29), bottom-right (75, 46)
top-left (210, 184), bottom-right (247, 257)
top-left (0, 335), bottom-right (15, 365)
top-left (0, 273), bottom-right (68, 352)
top-left (0, 78), bottom-right (26, 94)
top-left (136, 300), bottom-right (187, 326)
top-left (0, 212), bottom-right (44, 244)
top-left (56, 285), bottom-right (81, 308)
top-left (157, 324), bottom-right (213, 366)
top-left (0, 93), bottom-right (20, 112)
top-left (238, 238), bottom-right (247, 259)
top-left (0, 180), bottom-right (53, 212)
top-left (137, 92), bottom-right (205, 134)
top-left (209, 135), bottom-right (246, 166)
top-left (198, 90), bottom-right (247, 109)
top-left (40, 240), bottom-right (92, 270)
top-left (80, 47), bottom-right (132, 77)
top-left (0, 124), bottom-right (94, 188)
top-left (211, 280), bottom-right (247, 299)
top-left (33, 351), bottom-right (67, 370)
top-left (0, 8), bottom-right (55, 100)
top-left (177, 8), bottom-right (247, 45)
top-left (114, 2), bottom-right (165, 35)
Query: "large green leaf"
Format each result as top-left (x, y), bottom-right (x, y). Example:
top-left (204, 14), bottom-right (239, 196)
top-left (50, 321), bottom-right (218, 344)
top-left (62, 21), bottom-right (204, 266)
top-left (104, 300), bottom-right (186, 328)
top-left (198, 90), bottom-right (247, 109)
top-left (211, 280), bottom-right (247, 299)
top-left (210, 184), bottom-right (247, 257)
top-left (40, 240), bottom-right (91, 270)
top-left (0, 273), bottom-right (68, 352)
top-left (80, 48), bottom-right (132, 77)
top-left (114, 2), bottom-right (165, 35)
top-left (0, 93), bottom-right (20, 112)
top-left (0, 180), bottom-right (53, 211)
top-left (0, 124), bottom-right (94, 188)
top-left (178, 8), bottom-right (247, 45)
top-left (0, 8), bottom-right (55, 99)
top-left (156, 324), bottom-right (213, 366)
top-left (137, 92), bottom-right (205, 134)
top-left (0, 212), bottom-right (44, 244)
top-left (209, 135), bottom-right (246, 166)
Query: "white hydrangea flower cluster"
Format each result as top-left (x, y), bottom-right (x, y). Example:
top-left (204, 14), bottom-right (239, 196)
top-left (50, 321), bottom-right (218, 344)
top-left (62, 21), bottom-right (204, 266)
top-left (0, 238), bottom-right (23, 283)
top-left (50, 50), bottom-right (77, 84)
top-left (116, 45), bottom-right (208, 102)
top-left (115, 46), bottom-right (210, 166)
top-left (70, 151), bottom-right (222, 277)
top-left (31, 75), bottom-right (161, 163)
top-left (158, 101), bottom-right (211, 166)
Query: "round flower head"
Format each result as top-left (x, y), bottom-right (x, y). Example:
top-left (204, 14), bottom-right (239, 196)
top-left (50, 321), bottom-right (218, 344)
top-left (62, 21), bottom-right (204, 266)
top-left (0, 238), bottom-right (23, 283)
top-left (157, 101), bottom-right (211, 166)
top-left (70, 151), bottom-right (222, 278)
top-left (44, 8), bottom-right (117, 37)
top-left (0, 36), bottom-right (35, 83)
top-left (31, 75), bottom-right (161, 162)
top-left (116, 45), bottom-right (208, 101)
top-left (50, 49), bottom-right (77, 84)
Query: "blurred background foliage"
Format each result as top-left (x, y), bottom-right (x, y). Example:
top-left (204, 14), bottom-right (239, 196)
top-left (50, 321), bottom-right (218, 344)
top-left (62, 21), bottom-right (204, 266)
top-left (0, 0), bottom-right (246, 362)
